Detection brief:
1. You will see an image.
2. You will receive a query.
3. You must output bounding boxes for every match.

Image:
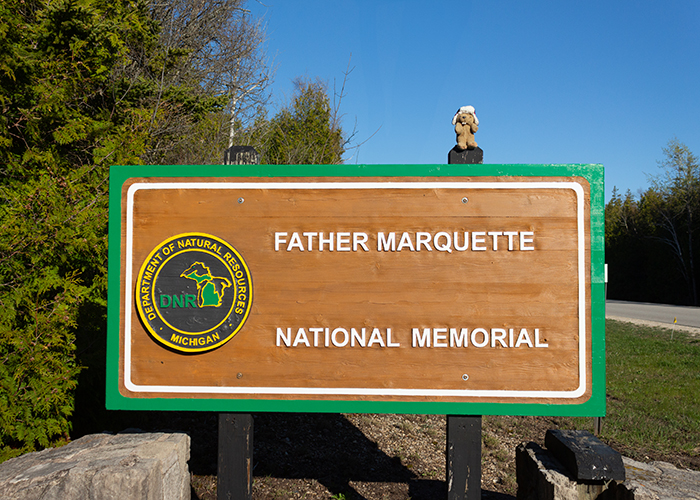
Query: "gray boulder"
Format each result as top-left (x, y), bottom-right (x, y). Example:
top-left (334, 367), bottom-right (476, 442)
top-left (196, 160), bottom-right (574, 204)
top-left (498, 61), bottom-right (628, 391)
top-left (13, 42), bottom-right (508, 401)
top-left (0, 432), bottom-right (190, 500)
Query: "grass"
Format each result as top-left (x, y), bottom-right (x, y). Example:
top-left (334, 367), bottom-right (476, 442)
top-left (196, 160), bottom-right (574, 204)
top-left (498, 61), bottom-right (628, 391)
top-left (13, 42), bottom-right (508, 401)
top-left (599, 320), bottom-right (700, 456)
top-left (559, 320), bottom-right (700, 461)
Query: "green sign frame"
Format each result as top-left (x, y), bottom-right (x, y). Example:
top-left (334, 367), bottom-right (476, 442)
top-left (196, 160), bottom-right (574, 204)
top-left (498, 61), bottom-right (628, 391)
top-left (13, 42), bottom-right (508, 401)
top-left (107, 163), bottom-right (605, 416)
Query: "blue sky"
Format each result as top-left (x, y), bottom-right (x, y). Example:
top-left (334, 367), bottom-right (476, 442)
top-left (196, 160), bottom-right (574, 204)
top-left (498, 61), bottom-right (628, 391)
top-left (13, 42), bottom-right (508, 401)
top-left (249, 1), bottom-right (700, 201)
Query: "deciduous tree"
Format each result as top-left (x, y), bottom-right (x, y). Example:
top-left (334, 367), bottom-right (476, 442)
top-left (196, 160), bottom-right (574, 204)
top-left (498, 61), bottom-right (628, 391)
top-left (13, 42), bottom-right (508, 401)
top-left (141, 0), bottom-right (271, 164)
top-left (650, 139), bottom-right (700, 305)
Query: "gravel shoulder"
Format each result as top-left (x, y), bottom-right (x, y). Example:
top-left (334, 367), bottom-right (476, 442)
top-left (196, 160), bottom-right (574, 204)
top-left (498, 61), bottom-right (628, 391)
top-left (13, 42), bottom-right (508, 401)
top-left (605, 315), bottom-right (700, 337)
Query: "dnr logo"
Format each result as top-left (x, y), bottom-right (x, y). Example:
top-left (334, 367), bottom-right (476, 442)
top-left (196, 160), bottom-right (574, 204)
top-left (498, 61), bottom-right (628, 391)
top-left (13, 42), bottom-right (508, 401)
top-left (135, 233), bottom-right (253, 353)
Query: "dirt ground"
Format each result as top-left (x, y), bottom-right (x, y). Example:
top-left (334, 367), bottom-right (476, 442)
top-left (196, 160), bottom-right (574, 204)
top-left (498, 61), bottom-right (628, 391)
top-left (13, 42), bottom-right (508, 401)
top-left (179, 411), bottom-right (698, 500)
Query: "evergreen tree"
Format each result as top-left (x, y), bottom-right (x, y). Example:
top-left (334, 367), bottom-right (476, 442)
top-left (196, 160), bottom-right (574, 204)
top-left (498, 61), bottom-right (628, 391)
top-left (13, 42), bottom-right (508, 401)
top-left (605, 140), bottom-right (700, 305)
top-left (257, 79), bottom-right (346, 165)
top-left (0, 0), bottom-right (156, 460)
top-left (0, 0), bottom-right (268, 459)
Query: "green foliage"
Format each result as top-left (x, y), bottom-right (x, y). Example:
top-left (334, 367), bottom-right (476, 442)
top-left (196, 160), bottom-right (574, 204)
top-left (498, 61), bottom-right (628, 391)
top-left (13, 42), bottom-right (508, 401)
top-left (605, 188), bottom-right (673, 302)
top-left (0, 0), bottom-right (243, 459)
top-left (0, 0), bottom-right (328, 460)
top-left (0, 0), bottom-right (152, 459)
top-left (256, 79), bottom-right (346, 165)
top-left (606, 140), bottom-right (700, 305)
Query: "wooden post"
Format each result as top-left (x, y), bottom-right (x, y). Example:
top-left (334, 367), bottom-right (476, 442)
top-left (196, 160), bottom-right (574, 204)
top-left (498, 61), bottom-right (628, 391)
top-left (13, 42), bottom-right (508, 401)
top-left (218, 413), bottom-right (254, 500)
top-left (447, 415), bottom-right (482, 500)
top-left (218, 145), bottom-right (260, 500)
top-left (446, 144), bottom-right (483, 500)
top-left (224, 145), bottom-right (260, 166)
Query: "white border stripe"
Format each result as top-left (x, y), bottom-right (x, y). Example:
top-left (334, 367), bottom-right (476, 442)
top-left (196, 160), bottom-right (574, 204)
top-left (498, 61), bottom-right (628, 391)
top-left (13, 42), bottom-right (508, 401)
top-left (124, 181), bottom-right (586, 398)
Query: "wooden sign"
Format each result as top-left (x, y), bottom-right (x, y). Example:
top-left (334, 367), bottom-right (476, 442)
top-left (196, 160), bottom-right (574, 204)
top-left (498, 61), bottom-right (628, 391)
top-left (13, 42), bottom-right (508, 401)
top-left (107, 164), bottom-right (605, 416)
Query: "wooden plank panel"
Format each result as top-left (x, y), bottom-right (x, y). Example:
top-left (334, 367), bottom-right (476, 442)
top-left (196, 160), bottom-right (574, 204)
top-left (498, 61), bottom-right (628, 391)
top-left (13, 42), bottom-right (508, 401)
top-left (118, 177), bottom-right (591, 405)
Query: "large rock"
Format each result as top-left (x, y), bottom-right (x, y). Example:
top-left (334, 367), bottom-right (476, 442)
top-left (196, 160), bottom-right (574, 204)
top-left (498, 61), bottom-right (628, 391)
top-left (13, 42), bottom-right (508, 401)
top-left (0, 432), bottom-right (190, 500)
top-left (517, 442), bottom-right (700, 500)
top-left (610, 456), bottom-right (700, 500)
top-left (516, 442), bottom-right (610, 500)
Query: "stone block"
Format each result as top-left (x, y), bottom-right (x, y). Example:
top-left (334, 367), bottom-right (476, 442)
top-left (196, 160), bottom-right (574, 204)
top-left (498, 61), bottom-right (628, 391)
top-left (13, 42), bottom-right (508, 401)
top-left (516, 442), bottom-right (610, 500)
top-left (612, 456), bottom-right (700, 500)
top-left (545, 429), bottom-right (625, 481)
top-left (516, 441), bottom-right (700, 500)
top-left (0, 432), bottom-right (190, 500)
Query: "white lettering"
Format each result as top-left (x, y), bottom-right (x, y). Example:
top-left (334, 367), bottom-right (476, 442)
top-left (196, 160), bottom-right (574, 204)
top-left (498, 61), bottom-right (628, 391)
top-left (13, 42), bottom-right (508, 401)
top-left (504, 231), bottom-right (518, 251)
top-left (278, 325), bottom-right (548, 349)
top-left (434, 232), bottom-right (453, 253)
top-left (276, 327), bottom-right (291, 347)
top-left (471, 232), bottom-right (487, 251)
top-left (319, 232), bottom-right (334, 251)
top-left (387, 328), bottom-right (400, 347)
top-left (367, 328), bottom-right (386, 347)
top-left (471, 328), bottom-right (489, 347)
top-left (491, 328), bottom-right (507, 347)
top-left (450, 327), bottom-right (469, 347)
top-left (416, 232), bottom-right (432, 251)
top-left (535, 328), bottom-right (548, 347)
top-left (274, 232), bottom-right (287, 251)
top-left (453, 232), bottom-right (469, 251)
top-left (378, 232), bottom-right (396, 252)
top-left (488, 231), bottom-right (503, 251)
top-left (276, 230), bottom-right (535, 253)
top-left (331, 327), bottom-right (349, 347)
top-left (287, 232), bottom-right (304, 251)
top-left (353, 232), bottom-right (369, 252)
top-left (303, 232), bottom-right (318, 250)
top-left (433, 327), bottom-right (448, 347)
top-left (515, 328), bottom-right (534, 348)
top-left (520, 231), bottom-right (535, 250)
top-left (309, 327), bottom-right (323, 347)
top-left (293, 328), bottom-right (310, 347)
top-left (351, 328), bottom-right (366, 347)
top-left (336, 232), bottom-right (351, 251)
top-left (412, 328), bottom-right (430, 347)
top-left (396, 232), bottom-right (415, 252)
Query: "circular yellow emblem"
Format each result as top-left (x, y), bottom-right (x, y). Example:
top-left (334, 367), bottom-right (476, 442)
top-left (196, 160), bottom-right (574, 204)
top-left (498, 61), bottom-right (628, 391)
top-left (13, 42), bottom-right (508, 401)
top-left (135, 233), bottom-right (252, 353)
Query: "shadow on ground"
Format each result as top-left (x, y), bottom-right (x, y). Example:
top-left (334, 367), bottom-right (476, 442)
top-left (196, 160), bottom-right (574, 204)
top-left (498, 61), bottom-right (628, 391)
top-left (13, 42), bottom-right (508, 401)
top-left (72, 408), bottom-right (512, 499)
top-left (253, 412), bottom-right (445, 500)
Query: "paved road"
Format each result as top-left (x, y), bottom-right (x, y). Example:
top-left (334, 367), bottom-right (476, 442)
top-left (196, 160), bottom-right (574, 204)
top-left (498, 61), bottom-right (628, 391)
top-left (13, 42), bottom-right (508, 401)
top-left (606, 300), bottom-right (700, 329)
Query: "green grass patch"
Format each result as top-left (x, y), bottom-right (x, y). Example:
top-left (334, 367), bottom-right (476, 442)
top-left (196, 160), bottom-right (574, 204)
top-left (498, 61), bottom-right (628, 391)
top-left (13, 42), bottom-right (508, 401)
top-left (599, 320), bottom-right (700, 456)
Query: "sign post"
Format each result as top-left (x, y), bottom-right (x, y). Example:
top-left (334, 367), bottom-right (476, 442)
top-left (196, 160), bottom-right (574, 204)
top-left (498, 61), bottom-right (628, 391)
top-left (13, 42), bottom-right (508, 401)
top-left (446, 148), bottom-right (483, 500)
top-left (107, 163), bottom-right (605, 492)
top-left (216, 146), bottom-right (260, 500)
top-left (218, 412), bottom-right (253, 500)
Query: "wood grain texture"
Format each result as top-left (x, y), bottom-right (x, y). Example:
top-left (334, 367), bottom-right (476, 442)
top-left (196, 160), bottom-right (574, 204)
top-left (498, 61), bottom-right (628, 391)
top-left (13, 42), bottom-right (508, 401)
top-left (118, 177), bottom-right (592, 404)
